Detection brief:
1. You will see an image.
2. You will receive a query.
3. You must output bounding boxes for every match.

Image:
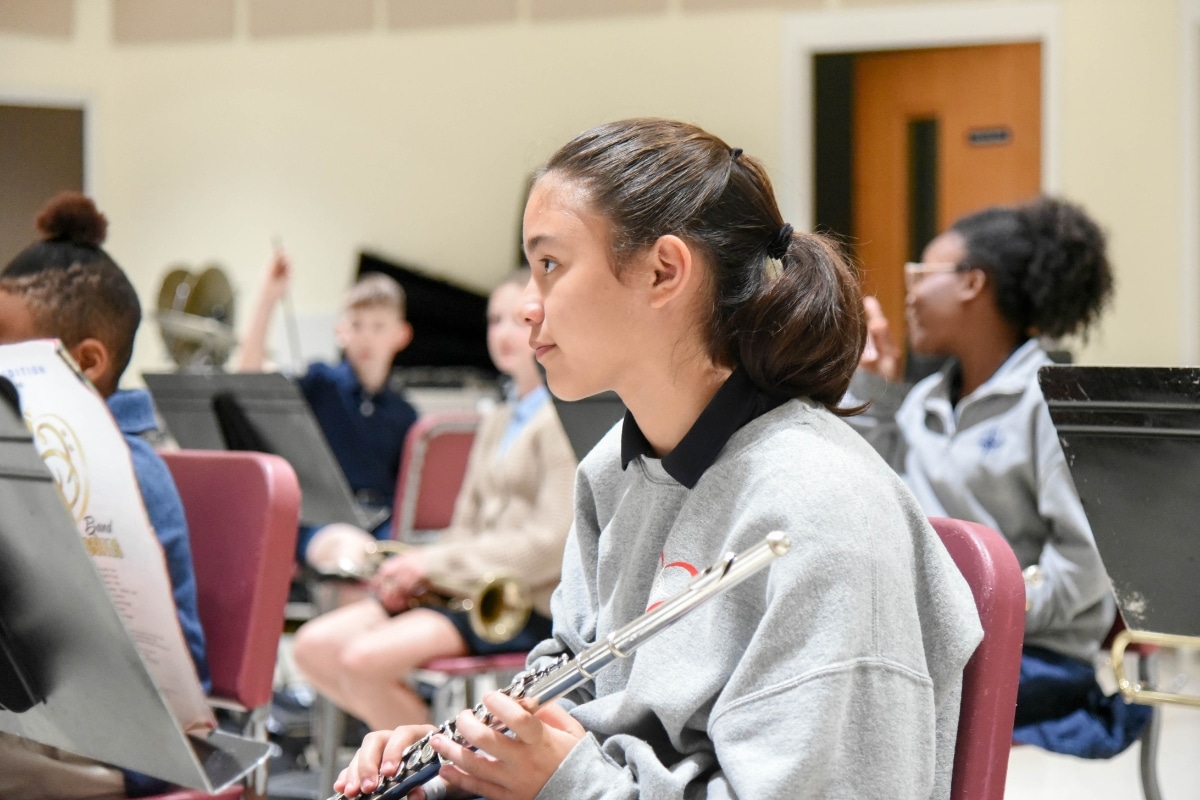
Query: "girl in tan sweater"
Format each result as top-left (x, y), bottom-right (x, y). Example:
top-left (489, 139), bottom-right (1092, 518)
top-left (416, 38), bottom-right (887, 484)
top-left (293, 269), bottom-right (577, 730)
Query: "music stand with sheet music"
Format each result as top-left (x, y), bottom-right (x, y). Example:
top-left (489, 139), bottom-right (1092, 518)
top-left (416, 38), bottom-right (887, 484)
top-left (1039, 364), bottom-right (1200, 707)
top-left (143, 372), bottom-right (387, 531)
top-left (552, 391), bottom-right (626, 462)
top-left (0, 380), bottom-right (269, 791)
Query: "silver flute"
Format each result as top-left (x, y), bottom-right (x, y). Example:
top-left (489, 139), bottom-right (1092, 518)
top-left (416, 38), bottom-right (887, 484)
top-left (329, 531), bottom-right (791, 800)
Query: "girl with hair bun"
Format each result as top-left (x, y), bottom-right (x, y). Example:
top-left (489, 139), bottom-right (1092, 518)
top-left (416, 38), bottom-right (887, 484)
top-left (0, 191), bottom-right (209, 796)
top-left (1, 191), bottom-right (140, 397)
top-left (336, 118), bottom-right (981, 800)
top-left (854, 196), bottom-right (1144, 757)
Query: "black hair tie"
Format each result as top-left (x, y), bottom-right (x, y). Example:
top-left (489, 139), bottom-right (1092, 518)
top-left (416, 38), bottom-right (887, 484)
top-left (767, 223), bottom-right (793, 260)
top-left (730, 147), bottom-right (743, 160)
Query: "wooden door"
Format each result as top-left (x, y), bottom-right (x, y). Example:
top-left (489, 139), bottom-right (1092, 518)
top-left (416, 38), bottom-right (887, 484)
top-left (852, 43), bottom-right (1041, 366)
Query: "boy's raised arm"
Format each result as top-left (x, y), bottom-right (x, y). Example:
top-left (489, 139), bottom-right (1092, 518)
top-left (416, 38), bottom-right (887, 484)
top-left (237, 250), bottom-right (291, 372)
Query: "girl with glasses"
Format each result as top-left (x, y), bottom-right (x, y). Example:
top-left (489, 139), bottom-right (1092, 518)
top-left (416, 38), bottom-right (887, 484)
top-left (852, 197), bottom-right (1142, 758)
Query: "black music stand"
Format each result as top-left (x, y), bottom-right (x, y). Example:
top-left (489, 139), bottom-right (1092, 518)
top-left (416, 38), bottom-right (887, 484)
top-left (1038, 360), bottom-right (1200, 772)
top-left (143, 372), bottom-right (387, 531)
top-left (0, 379), bottom-right (269, 791)
top-left (1038, 364), bottom-right (1200, 641)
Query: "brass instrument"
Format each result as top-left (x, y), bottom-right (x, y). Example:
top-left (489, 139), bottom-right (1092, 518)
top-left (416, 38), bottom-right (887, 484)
top-left (329, 531), bottom-right (792, 800)
top-left (354, 540), bottom-right (533, 646)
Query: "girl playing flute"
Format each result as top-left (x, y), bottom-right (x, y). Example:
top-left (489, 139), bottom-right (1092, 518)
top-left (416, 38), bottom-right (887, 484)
top-left (335, 118), bottom-right (983, 800)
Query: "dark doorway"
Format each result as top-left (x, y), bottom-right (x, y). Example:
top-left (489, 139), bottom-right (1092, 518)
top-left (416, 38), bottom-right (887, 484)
top-left (0, 103), bottom-right (85, 264)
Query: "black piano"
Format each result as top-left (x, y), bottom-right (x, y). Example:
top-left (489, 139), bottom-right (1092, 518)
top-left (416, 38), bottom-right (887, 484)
top-left (358, 251), bottom-right (497, 383)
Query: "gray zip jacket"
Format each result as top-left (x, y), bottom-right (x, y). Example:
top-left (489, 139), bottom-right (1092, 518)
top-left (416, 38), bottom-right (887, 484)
top-left (848, 339), bottom-right (1113, 661)
top-left (531, 398), bottom-right (981, 800)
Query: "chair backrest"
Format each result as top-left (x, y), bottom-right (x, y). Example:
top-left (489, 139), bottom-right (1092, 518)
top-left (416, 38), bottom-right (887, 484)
top-left (392, 411), bottom-right (479, 541)
top-left (161, 449), bottom-right (300, 710)
top-left (927, 516), bottom-right (1025, 800)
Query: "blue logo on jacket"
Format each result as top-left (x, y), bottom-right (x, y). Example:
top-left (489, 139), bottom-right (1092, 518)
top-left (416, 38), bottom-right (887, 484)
top-left (979, 427), bottom-right (1004, 454)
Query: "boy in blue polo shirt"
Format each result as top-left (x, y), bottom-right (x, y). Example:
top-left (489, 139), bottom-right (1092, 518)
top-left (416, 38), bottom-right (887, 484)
top-left (238, 253), bottom-right (418, 563)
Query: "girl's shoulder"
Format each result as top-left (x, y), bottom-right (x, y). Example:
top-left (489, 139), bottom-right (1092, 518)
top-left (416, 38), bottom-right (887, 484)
top-left (717, 400), bottom-right (902, 489)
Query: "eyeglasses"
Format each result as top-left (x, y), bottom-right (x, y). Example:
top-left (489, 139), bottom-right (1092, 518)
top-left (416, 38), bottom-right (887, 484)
top-left (903, 261), bottom-right (973, 289)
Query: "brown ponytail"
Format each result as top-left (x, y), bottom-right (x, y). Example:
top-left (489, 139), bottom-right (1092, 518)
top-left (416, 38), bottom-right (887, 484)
top-left (541, 118), bottom-right (865, 412)
top-left (733, 232), bottom-right (866, 411)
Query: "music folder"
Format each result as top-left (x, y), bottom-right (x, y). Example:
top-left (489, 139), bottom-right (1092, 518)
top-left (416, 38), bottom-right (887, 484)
top-left (0, 376), bottom-right (268, 791)
top-left (1038, 364), bottom-right (1200, 639)
top-left (143, 371), bottom-right (388, 531)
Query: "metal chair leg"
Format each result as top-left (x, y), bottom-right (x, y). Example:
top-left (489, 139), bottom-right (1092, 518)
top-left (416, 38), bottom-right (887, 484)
top-left (316, 694), bottom-right (346, 797)
top-left (247, 704), bottom-right (272, 798)
top-left (1137, 650), bottom-right (1163, 800)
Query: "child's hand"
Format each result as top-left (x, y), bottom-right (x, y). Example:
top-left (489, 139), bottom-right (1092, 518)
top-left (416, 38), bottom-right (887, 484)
top-left (370, 552), bottom-right (427, 613)
top-left (859, 296), bottom-right (902, 382)
top-left (334, 724), bottom-right (437, 798)
top-left (431, 691), bottom-right (586, 800)
top-left (259, 250), bottom-right (292, 304)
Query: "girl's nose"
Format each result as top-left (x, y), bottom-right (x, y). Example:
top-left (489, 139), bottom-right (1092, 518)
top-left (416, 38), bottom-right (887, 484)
top-left (519, 285), bottom-right (543, 327)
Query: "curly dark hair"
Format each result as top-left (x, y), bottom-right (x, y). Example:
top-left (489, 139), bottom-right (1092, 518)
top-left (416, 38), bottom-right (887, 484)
top-left (951, 196), bottom-right (1113, 340)
top-left (1, 192), bottom-right (141, 389)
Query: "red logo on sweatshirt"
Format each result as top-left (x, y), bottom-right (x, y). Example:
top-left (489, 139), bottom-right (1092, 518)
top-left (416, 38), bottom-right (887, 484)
top-left (646, 551), bottom-right (699, 611)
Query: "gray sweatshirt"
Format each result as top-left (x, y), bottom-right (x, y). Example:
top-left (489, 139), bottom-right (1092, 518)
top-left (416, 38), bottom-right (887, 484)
top-left (847, 339), bottom-right (1114, 662)
top-left (531, 396), bottom-right (981, 800)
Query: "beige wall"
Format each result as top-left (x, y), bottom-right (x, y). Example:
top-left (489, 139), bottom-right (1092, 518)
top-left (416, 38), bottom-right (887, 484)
top-left (0, 0), bottom-right (1191, 377)
top-left (1059, 0), bottom-right (1183, 365)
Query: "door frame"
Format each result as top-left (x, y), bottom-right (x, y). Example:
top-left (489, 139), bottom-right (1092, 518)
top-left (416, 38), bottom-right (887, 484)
top-left (779, 0), bottom-right (1060, 239)
top-left (1181, 0), bottom-right (1200, 362)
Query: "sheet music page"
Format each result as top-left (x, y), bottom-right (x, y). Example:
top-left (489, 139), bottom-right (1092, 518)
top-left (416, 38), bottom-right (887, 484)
top-left (0, 340), bottom-right (214, 735)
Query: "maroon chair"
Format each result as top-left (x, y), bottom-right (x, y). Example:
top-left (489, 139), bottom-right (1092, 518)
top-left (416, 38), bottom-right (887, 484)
top-left (148, 449), bottom-right (301, 800)
top-left (315, 412), bottom-right (482, 790)
top-left (147, 789), bottom-right (240, 800)
top-left (393, 412), bottom-right (531, 720)
top-left (414, 651), bottom-right (532, 722)
top-left (928, 517), bottom-right (1026, 800)
top-left (391, 411), bottom-right (480, 542)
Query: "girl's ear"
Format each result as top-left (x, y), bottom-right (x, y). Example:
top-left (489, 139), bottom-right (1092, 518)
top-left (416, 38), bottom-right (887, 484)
top-left (959, 267), bottom-right (989, 303)
top-left (68, 338), bottom-right (113, 393)
top-left (646, 234), bottom-right (695, 310)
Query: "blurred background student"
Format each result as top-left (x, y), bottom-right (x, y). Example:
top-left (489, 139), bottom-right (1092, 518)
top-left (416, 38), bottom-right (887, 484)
top-left (291, 268), bottom-right (577, 730)
top-left (850, 195), bottom-right (1148, 757)
top-left (238, 253), bottom-right (418, 564)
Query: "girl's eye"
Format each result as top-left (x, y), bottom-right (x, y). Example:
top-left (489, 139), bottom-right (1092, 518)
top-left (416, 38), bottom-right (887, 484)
top-left (541, 258), bottom-right (559, 275)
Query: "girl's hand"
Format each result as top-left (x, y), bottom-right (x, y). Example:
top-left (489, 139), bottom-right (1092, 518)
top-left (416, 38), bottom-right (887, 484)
top-left (859, 296), bottom-right (903, 382)
top-left (334, 725), bottom-right (437, 798)
top-left (430, 692), bottom-right (586, 800)
top-left (369, 552), bottom-right (427, 613)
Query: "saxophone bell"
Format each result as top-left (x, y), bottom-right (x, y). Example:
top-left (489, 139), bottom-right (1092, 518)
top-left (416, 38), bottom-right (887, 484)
top-left (367, 541), bottom-right (533, 645)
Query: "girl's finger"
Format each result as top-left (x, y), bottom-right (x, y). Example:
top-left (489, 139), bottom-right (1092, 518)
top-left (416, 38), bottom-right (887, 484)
top-left (480, 691), bottom-right (543, 745)
top-left (380, 725), bottom-right (438, 778)
top-left (535, 701), bottom-right (585, 737)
